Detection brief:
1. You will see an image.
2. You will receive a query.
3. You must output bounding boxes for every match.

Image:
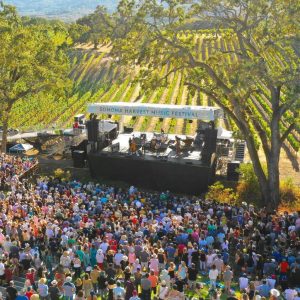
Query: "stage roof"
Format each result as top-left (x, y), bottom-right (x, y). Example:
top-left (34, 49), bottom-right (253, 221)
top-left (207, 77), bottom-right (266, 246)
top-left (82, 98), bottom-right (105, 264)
top-left (88, 102), bottom-right (223, 121)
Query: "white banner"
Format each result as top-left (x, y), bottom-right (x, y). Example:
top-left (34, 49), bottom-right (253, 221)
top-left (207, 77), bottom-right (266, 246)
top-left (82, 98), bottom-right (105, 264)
top-left (88, 102), bottom-right (222, 121)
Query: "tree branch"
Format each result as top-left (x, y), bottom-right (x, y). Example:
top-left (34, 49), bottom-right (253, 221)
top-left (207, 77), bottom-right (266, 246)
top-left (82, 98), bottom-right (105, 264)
top-left (280, 123), bottom-right (296, 145)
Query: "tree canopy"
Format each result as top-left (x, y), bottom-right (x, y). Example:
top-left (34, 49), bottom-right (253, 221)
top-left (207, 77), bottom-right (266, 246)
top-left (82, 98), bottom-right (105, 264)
top-left (96, 0), bottom-right (300, 208)
top-left (0, 2), bottom-right (71, 152)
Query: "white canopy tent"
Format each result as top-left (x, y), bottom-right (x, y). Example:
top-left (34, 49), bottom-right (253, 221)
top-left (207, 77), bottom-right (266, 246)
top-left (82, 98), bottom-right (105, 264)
top-left (217, 126), bottom-right (234, 141)
top-left (9, 143), bottom-right (33, 153)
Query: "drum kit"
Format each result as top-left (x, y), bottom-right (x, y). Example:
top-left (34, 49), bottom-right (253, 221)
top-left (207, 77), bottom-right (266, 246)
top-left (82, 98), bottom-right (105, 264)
top-left (129, 132), bottom-right (195, 155)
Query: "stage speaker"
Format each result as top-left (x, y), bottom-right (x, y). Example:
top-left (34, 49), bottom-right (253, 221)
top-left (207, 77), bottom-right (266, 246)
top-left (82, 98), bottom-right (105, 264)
top-left (124, 126), bottom-right (134, 134)
top-left (227, 161), bottom-right (240, 181)
top-left (73, 150), bottom-right (85, 168)
top-left (201, 150), bottom-right (211, 164)
top-left (204, 129), bottom-right (218, 153)
top-left (86, 143), bottom-right (92, 154)
top-left (87, 119), bottom-right (99, 142)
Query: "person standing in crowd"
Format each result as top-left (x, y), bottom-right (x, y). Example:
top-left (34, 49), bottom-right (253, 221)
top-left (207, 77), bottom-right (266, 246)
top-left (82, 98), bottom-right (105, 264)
top-left (113, 280), bottom-right (125, 299)
top-left (62, 277), bottom-right (76, 300)
top-left (208, 264), bottom-right (218, 289)
top-left (223, 265), bottom-right (233, 294)
top-left (0, 154), bottom-right (299, 300)
top-left (6, 281), bottom-right (18, 300)
top-left (38, 278), bottom-right (49, 300)
top-left (49, 280), bottom-right (61, 300)
top-left (141, 273), bottom-right (151, 300)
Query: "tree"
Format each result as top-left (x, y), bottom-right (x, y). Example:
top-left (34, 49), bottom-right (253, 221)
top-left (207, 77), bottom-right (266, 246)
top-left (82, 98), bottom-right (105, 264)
top-left (77, 5), bottom-right (115, 49)
top-left (106, 0), bottom-right (300, 209)
top-left (0, 3), bottom-right (70, 152)
top-left (68, 23), bottom-right (90, 45)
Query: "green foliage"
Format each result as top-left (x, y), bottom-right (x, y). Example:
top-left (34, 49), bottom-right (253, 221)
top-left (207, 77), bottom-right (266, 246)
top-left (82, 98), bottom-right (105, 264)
top-left (103, 0), bottom-right (300, 207)
top-left (236, 163), bottom-right (263, 206)
top-left (76, 6), bottom-right (114, 49)
top-left (279, 178), bottom-right (300, 210)
top-left (0, 2), bottom-right (71, 151)
top-left (54, 168), bottom-right (71, 181)
top-left (205, 181), bottom-right (237, 204)
top-left (68, 23), bottom-right (90, 44)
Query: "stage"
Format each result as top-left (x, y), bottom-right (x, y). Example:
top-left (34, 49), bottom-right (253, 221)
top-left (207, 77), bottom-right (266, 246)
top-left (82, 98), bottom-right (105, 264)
top-left (87, 132), bottom-right (217, 194)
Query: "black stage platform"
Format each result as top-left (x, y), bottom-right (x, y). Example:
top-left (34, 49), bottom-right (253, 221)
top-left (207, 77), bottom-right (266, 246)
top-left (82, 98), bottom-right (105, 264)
top-left (88, 151), bottom-right (217, 195)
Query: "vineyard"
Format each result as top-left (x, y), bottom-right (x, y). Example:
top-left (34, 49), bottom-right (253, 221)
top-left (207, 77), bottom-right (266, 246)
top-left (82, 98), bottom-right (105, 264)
top-left (9, 31), bottom-right (300, 160)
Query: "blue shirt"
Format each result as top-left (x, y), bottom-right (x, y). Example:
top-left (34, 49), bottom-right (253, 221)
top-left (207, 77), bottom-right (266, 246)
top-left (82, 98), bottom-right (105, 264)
top-left (257, 284), bottom-right (271, 297)
top-left (38, 283), bottom-right (49, 297)
top-left (217, 232), bottom-right (225, 243)
top-left (63, 282), bottom-right (75, 297)
top-left (206, 236), bottom-right (214, 245)
top-left (165, 246), bottom-right (176, 258)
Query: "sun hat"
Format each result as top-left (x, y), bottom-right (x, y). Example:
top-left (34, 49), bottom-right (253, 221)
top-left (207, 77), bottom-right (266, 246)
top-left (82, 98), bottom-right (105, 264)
top-left (65, 276), bottom-right (72, 283)
top-left (270, 289), bottom-right (280, 297)
top-left (39, 278), bottom-right (47, 284)
top-left (51, 280), bottom-right (57, 285)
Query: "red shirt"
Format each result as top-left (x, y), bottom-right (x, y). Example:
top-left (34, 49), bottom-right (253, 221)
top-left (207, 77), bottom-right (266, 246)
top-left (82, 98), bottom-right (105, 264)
top-left (280, 261), bottom-right (289, 273)
top-left (25, 291), bottom-right (34, 299)
top-left (26, 272), bottom-right (35, 284)
top-left (5, 268), bottom-right (13, 283)
top-left (178, 244), bottom-right (185, 255)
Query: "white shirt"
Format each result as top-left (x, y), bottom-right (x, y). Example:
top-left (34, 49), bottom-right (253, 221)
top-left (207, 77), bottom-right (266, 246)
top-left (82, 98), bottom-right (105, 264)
top-left (284, 289), bottom-right (297, 300)
top-left (96, 252), bottom-right (104, 263)
top-left (209, 269), bottom-right (219, 280)
top-left (0, 262), bottom-right (5, 276)
top-left (239, 277), bottom-right (249, 290)
top-left (100, 242), bottom-right (109, 254)
top-left (159, 286), bottom-right (169, 299)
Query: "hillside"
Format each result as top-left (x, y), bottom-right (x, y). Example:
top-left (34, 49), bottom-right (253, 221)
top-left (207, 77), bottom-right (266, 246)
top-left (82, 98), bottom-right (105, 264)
top-left (8, 34), bottom-right (300, 183)
top-left (5, 0), bottom-right (118, 21)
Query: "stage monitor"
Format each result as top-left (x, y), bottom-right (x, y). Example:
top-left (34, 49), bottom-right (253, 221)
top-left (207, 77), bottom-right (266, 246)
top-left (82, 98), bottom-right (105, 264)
top-left (227, 161), bottom-right (240, 181)
top-left (124, 126), bottom-right (134, 134)
top-left (111, 143), bottom-right (120, 152)
top-left (73, 150), bottom-right (85, 168)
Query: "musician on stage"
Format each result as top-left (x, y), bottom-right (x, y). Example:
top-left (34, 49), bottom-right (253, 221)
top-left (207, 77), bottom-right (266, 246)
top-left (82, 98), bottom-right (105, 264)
top-left (129, 136), bottom-right (137, 155)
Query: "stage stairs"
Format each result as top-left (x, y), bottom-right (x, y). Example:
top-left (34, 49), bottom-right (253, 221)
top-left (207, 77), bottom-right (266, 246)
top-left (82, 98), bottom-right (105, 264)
top-left (234, 141), bottom-right (246, 162)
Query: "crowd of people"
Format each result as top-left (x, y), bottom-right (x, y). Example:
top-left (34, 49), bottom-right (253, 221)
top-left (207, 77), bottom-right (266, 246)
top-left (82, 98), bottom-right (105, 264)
top-left (0, 154), bottom-right (299, 300)
top-left (0, 154), bottom-right (37, 191)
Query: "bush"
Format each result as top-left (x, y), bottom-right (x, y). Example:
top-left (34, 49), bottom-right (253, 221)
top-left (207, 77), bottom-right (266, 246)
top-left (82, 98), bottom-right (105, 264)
top-left (54, 168), bottom-right (71, 181)
top-left (205, 181), bottom-right (237, 204)
top-left (237, 164), bottom-right (300, 209)
top-left (279, 178), bottom-right (300, 211)
top-left (236, 163), bottom-right (262, 206)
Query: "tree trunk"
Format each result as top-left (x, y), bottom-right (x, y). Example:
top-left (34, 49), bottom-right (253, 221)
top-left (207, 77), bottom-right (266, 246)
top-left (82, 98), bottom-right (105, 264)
top-left (243, 132), bottom-right (270, 207)
top-left (1, 116), bottom-right (9, 153)
top-left (267, 154), bottom-right (280, 211)
top-left (267, 104), bottom-right (281, 210)
top-left (1, 102), bottom-right (13, 153)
